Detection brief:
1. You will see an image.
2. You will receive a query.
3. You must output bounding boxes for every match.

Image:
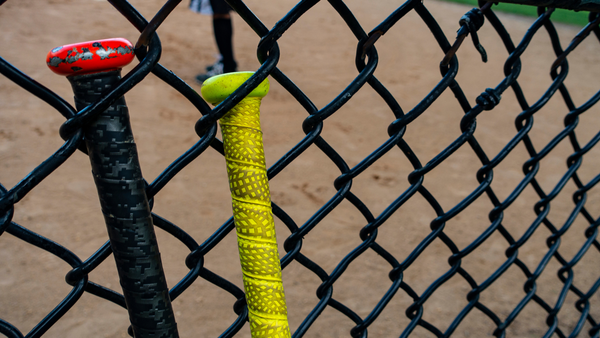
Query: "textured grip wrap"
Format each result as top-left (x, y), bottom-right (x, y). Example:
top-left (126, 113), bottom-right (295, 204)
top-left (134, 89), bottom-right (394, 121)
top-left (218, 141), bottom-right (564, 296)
top-left (68, 70), bottom-right (179, 338)
top-left (219, 97), bottom-right (291, 338)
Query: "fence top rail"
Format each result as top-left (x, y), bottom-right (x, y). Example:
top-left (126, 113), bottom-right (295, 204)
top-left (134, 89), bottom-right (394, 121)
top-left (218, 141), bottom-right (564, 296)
top-left (493, 0), bottom-right (600, 12)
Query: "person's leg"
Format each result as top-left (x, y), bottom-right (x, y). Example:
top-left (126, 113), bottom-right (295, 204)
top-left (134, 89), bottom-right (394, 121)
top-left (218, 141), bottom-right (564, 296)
top-left (196, 0), bottom-right (237, 83)
top-left (210, 0), bottom-right (236, 72)
top-left (212, 13), bottom-right (237, 73)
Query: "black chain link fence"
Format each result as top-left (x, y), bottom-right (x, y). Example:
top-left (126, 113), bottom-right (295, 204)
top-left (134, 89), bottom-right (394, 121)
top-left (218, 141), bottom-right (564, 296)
top-left (1, 0), bottom-right (600, 337)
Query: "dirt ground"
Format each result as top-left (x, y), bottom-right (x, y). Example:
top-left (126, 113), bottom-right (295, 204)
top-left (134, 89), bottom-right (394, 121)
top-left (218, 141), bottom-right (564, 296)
top-left (1, 0), bottom-right (599, 337)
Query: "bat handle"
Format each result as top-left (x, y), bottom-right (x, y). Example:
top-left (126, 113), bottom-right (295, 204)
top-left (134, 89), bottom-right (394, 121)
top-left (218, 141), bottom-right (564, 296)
top-left (48, 39), bottom-right (179, 338)
top-left (201, 72), bottom-right (291, 338)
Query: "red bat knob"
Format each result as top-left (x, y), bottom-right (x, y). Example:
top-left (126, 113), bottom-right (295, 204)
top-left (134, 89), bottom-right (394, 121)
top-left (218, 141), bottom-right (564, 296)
top-left (46, 38), bottom-right (134, 76)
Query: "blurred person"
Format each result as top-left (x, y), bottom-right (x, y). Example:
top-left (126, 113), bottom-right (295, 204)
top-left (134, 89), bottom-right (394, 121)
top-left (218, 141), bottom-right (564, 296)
top-left (190, 0), bottom-right (238, 83)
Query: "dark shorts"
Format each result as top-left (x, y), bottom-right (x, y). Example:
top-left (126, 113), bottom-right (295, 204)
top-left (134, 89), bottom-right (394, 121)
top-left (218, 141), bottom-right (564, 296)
top-left (210, 0), bottom-right (232, 15)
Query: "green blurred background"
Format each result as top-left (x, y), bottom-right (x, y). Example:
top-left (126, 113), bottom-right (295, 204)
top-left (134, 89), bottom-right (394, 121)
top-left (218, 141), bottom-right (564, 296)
top-left (444, 0), bottom-right (592, 26)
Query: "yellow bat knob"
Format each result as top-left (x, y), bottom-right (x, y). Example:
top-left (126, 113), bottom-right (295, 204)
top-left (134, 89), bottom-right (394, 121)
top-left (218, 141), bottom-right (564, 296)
top-left (201, 71), bottom-right (269, 104)
top-left (201, 72), bottom-right (291, 338)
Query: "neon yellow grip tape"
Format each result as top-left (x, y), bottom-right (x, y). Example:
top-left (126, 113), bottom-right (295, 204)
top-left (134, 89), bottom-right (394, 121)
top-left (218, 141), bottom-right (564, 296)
top-left (201, 72), bottom-right (291, 338)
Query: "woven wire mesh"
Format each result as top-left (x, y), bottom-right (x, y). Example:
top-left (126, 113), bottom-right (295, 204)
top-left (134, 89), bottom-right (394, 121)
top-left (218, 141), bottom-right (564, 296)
top-left (1, 0), bottom-right (600, 337)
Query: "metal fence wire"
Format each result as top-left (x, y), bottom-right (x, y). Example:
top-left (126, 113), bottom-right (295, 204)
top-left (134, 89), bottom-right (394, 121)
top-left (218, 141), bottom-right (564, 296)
top-left (1, 0), bottom-right (600, 337)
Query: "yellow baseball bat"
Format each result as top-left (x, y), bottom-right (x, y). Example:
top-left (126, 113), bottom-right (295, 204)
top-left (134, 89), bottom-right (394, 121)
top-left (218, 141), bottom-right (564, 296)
top-left (200, 72), bottom-right (291, 338)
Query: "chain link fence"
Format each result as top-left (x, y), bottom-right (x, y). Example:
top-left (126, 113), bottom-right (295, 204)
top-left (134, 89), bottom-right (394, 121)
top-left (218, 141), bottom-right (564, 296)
top-left (1, 0), bottom-right (600, 337)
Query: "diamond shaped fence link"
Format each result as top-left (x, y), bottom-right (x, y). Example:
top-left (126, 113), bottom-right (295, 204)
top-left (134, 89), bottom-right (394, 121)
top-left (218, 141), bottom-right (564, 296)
top-left (0, 0), bottom-right (599, 337)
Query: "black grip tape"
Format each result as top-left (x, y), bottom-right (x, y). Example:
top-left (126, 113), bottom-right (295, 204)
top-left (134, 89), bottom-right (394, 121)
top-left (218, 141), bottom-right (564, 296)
top-left (68, 71), bottom-right (178, 338)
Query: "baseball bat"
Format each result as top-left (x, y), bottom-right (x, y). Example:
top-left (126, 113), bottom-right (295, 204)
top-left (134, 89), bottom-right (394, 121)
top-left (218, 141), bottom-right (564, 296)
top-left (47, 38), bottom-right (179, 338)
top-left (201, 72), bottom-right (291, 338)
